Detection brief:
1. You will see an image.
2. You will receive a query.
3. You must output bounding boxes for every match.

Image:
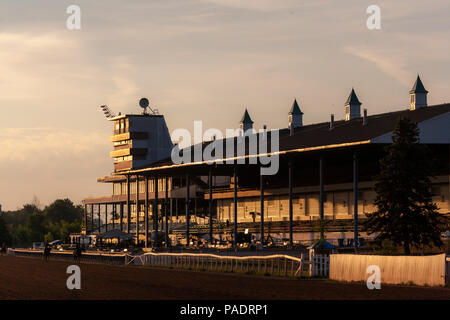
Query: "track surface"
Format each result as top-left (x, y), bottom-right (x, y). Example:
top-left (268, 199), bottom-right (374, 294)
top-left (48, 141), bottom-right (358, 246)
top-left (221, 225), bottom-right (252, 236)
top-left (0, 255), bottom-right (448, 300)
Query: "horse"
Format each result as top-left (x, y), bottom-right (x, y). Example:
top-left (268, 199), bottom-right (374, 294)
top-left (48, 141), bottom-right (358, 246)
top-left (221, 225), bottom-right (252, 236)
top-left (73, 244), bottom-right (82, 262)
top-left (43, 244), bottom-right (51, 262)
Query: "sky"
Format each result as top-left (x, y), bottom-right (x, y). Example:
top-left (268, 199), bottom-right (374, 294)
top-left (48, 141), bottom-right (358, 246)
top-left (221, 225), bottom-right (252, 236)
top-left (0, 0), bottom-right (449, 210)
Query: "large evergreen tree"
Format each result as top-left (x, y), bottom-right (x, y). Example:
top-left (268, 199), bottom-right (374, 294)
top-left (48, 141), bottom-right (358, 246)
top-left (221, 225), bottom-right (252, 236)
top-left (365, 117), bottom-right (447, 254)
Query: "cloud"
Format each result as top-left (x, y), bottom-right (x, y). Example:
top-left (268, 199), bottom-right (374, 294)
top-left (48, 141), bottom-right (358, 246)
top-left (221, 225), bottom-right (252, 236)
top-left (0, 32), bottom-right (83, 101)
top-left (0, 127), bottom-right (107, 162)
top-left (0, 127), bottom-right (112, 210)
top-left (344, 46), bottom-right (413, 87)
top-left (199, 0), bottom-right (298, 11)
top-left (106, 57), bottom-right (140, 111)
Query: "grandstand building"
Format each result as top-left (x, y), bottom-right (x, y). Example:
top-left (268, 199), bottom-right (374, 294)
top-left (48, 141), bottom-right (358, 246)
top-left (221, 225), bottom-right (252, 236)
top-left (83, 75), bottom-right (450, 248)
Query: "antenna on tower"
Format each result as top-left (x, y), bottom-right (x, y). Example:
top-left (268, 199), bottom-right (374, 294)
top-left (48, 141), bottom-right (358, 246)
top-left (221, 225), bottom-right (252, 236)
top-left (100, 105), bottom-right (116, 119)
top-left (139, 97), bottom-right (159, 115)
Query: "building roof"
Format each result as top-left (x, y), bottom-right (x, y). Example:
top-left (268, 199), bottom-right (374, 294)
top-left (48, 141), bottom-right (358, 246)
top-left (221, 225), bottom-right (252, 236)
top-left (281, 103), bottom-right (450, 150)
top-left (289, 99), bottom-right (303, 115)
top-left (110, 103), bottom-right (450, 176)
top-left (345, 88), bottom-right (362, 105)
top-left (410, 75), bottom-right (428, 94)
top-left (240, 109), bottom-right (254, 124)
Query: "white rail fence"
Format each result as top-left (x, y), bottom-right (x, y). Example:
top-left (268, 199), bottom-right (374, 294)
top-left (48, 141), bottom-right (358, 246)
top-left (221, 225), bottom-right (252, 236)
top-left (8, 248), bottom-right (332, 278)
top-left (128, 252), bottom-right (331, 278)
top-left (9, 248), bottom-right (127, 265)
top-left (330, 253), bottom-right (447, 287)
top-left (446, 256), bottom-right (450, 283)
top-left (309, 253), bottom-right (330, 277)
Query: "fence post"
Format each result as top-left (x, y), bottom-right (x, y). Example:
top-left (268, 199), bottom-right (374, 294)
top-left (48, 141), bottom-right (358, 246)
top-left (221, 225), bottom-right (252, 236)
top-left (271, 258), bottom-right (274, 275)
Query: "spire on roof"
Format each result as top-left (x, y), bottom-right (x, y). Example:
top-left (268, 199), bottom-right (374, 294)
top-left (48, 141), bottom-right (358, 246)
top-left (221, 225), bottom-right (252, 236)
top-left (410, 75), bottom-right (428, 94)
top-left (289, 99), bottom-right (303, 115)
top-left (240, 108), bottom-right (253, 124)
top-left (288, 99), bottom-right (303, 131)
top-left (240, 108), bottom-right (254, 132)
top-left (410, 75), bottom-right (428, 110)
top-left (345, 88), bottom-right (362, 106)
top-left (345, 88), bottom-right (362, 121)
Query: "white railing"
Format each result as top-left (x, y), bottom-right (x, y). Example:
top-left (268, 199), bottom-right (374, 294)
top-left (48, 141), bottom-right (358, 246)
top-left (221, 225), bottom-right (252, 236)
top-left (446, 256), bottom-right (450, 283)
top-left (309, 253), bottom-right (330, 277)
top-left (9, 248), bottom-right (128, 265)
top-left (8, 248), bottom-right (331, 278)
top-left (127, 252), bottom-right (330, 278)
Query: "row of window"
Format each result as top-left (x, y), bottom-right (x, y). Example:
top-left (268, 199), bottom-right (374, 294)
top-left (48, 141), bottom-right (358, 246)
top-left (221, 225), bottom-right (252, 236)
top-left (114, 118), bottom-right (129, 134)
top-left (113, 139), bottom-right (131, 146)
top-left (114, 155), bottom-right (132, 163)
top-left (113, 178), bottom-right (172, 195)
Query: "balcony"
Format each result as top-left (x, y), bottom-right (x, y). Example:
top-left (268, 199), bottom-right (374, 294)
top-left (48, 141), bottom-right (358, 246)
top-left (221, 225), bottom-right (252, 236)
top-left (114, 160), bottom-right (133, 172)
top-left (110, 132), bottom-right (148, 142)
top-left (110, 148), bottom-right (147, 158)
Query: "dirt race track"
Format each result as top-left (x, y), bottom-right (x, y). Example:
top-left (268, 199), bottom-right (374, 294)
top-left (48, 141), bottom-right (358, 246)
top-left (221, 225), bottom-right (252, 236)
top-left (0, 255), bottom-right (449, 300)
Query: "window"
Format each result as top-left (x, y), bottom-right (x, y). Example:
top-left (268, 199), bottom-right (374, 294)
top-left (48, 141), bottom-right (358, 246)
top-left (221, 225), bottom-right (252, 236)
top-left (113, 140), bottom-right (131, 146)
top-left (139, 180), bottom-right (146, 193)
top-left (149, 179), bottom-right (154, 192)
top-left (130, 182), bottom-right (137, 194)
top-left (113, 183), bottom-right (121, 195)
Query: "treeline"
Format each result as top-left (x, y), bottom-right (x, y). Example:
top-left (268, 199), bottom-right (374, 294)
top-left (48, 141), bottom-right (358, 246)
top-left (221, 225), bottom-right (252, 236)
top-left (0, 198), bottom-right (83, 247)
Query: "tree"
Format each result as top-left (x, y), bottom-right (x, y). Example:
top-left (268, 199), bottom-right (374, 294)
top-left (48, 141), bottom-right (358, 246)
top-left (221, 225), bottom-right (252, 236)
top-left (364, 117), bottom-right (447, 254)
top-left (0, 216), bottom-right (12, 245)
top-left (44, 199), bottom-right (82, 224)
top-left (26, 213), bottom-right (46, 242)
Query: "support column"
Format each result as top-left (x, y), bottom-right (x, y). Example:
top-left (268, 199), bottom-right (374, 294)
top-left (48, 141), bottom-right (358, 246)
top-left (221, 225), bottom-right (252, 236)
top-left (353, 152), bottom-right (359, 252)
top-left (233, 166), bottom-right (238, 248)
top-left (152, 176), bottom-right (159, 246)
top-left (136, 175), bottom-right (140, 244)
top-left (112, 204), bottom-right (115, 230)
top-left (208, 169), bottom-right (213, 244)
top-left (145, 176), bottom-right (149, 248)
top-left (319, 156), bottom-right (325, 240)
top-left (105, 203), bottom-right (108, 232)
top-left (186, 174), bottom-right (190, 246)
top-left (288, 159), bottom-right (294, 247)
top-left (260, 169), bottom-right (264, 248)
top-left (194, 198), bottom-right (197, 223)
top-left (165, 176), bottom-right (169, 247)
top-left (126, 175), bottom-right (131, 234)
top-left (90, 204), bottom-right (94, 233)
top-left (170, 198), bottom-right (173, 228)
top-left (84, 204), bottom-right (88, 232)
top-left (175, 198), bottom-right (178, 221)
top-left (98, 203), bottom-right (101, 233)
top-left (120, 203), bottom-right (123, 232)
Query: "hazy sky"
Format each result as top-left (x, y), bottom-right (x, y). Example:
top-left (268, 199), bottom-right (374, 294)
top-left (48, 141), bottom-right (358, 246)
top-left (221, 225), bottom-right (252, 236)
top-left (1, 0), bottom-right (449, 210)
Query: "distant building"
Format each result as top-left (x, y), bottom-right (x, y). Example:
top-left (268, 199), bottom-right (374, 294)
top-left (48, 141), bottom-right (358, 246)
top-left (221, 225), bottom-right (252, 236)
top-left (83, 76), bottom-right (450, 247)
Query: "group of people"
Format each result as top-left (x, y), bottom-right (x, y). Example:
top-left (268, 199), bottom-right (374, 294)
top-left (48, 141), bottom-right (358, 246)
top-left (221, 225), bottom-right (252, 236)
top-left (42, 242), bottom-right (83, 262)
